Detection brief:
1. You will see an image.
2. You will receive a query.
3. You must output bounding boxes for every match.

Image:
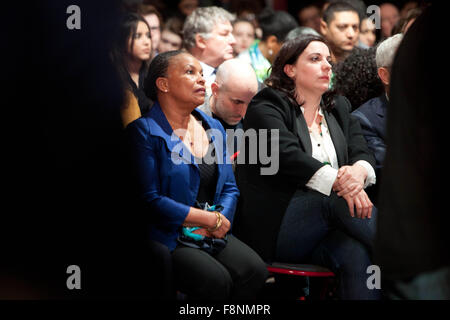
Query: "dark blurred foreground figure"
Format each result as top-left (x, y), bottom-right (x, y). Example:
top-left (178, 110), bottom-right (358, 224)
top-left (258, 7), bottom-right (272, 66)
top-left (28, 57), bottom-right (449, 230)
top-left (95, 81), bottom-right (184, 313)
top-left (375, 5), bottom-right (450, 299)
top-left (1, 0), bottom-right (168, 299)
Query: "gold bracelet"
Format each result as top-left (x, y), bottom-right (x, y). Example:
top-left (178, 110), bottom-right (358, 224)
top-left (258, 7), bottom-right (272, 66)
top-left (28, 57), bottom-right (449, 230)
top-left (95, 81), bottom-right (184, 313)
top-left (207, 211), bottom-right (222, 232)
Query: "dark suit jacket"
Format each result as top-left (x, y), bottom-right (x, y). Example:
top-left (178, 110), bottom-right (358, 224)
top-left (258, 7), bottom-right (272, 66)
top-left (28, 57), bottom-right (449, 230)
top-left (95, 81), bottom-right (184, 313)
top-left (352, 94), bottom-right (388, 170)
top-left (233, 87), bottom-right (375, 261)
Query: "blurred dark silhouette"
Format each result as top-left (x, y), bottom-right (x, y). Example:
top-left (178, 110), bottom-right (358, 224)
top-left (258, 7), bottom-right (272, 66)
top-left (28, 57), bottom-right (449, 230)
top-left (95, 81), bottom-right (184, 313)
top-left (375, 5), bottom-right (450, 299)
top-left (1, 0), bottom-right (169, 299)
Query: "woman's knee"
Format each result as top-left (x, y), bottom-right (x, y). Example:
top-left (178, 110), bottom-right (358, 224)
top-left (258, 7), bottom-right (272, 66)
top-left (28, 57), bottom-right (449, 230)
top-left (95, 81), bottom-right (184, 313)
top-left (217, 236), bottom-right (269, 297)
top-left (172, 247), bottom-right (233, 299)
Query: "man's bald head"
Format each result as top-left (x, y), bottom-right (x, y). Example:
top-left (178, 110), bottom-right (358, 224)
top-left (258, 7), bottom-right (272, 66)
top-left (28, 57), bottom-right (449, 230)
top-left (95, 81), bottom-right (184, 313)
top-left (215, 59), bottom-right (258, 92)
top-left (211, 59), bottom-right (258, 125)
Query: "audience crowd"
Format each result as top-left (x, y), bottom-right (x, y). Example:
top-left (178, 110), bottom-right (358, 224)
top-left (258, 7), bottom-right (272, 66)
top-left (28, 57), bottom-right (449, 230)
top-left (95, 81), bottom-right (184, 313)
top-left (3, 0), bottom-right (445, 301)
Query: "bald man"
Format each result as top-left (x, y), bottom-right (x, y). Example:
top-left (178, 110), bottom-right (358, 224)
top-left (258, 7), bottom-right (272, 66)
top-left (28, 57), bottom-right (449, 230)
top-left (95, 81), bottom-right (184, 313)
top-left (198, 59), bottom-right (258, 130)
top-left (198, 59), bottom-right (258, 163)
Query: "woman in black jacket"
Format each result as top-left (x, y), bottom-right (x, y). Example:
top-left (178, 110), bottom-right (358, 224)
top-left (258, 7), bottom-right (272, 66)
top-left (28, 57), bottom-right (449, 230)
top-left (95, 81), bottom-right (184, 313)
top-left (234, 35), bottom-right (380, 299)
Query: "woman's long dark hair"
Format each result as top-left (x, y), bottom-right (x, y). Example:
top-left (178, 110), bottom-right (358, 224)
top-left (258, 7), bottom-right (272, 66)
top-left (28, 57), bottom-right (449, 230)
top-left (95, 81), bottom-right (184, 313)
top-left (265, 35), bottom-right (336, 111)
top-left (110, 12), bottom-right (152, 90)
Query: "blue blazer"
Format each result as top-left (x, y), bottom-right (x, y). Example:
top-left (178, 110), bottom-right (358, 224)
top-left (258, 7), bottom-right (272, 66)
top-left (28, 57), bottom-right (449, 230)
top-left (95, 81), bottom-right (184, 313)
top-left (126, 102), bottom-right (240, 251)
top-left (352, 95), bottom-right (388, 170)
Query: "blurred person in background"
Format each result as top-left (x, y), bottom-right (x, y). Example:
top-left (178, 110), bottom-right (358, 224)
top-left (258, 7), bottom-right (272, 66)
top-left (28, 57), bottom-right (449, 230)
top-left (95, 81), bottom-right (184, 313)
top-left (139, 4), bottom-right (162, 60)
top-left (232, 19), bottom-right (255, 57)
top-left (297, 3), bottom-right (322, 34)
top-left (158, 17), bottom-right (184, 53)
top-left (358, 17), bottom-right (377, 48)
top-left (380, 3), bottom-right (400, 38)
top-left (238, 8), bottom-right (298, 83)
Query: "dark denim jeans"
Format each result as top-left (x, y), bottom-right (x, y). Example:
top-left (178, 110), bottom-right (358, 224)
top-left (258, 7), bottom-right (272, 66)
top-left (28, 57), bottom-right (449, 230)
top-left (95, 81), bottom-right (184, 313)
top-left (276, 189), bottom-right (381, 300)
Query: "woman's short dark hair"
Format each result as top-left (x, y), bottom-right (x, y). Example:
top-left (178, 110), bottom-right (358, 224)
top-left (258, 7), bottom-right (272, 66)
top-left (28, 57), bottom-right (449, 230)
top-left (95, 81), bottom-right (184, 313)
top-left (144, 50), bottom-right (185, 101)
top-left (323, 1), bottom-right (360, 24)
top-left (265, 35), bottom-right (336, 110)
top-left (257, 8), bottom-right (298, 42)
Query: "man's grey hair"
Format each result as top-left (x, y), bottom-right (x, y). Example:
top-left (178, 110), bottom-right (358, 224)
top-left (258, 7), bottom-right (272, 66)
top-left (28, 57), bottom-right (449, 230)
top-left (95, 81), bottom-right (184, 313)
top-left (376, 33), bottom-right (403, 68)
top-left (285, 27), bottom-right (320, 41)
top-left (183, 6), bottom-right (235, 50)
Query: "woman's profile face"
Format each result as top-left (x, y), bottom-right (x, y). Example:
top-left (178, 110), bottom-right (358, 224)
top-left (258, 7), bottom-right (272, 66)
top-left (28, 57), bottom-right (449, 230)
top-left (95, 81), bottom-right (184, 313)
top-left (287, 41), bottom-right (332, 95)
top-left (164, 53), bottom-right (206, 106)
top-left (128, 21), bottom-right (152, 62)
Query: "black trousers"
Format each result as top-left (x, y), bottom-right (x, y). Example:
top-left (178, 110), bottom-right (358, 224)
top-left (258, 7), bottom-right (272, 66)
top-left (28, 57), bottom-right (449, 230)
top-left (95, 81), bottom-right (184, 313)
top-left (172, 235), bottom-right (268, 300)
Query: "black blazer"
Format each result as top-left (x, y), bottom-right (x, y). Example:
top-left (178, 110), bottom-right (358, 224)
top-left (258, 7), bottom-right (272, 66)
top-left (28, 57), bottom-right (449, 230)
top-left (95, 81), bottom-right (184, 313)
top-left (233, 87), bottom-right (375, 261)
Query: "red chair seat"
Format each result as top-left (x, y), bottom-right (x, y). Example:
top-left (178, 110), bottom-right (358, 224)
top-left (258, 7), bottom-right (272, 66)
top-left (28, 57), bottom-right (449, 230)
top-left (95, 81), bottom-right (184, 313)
top-left (267, 262), bottom-right (335, 277)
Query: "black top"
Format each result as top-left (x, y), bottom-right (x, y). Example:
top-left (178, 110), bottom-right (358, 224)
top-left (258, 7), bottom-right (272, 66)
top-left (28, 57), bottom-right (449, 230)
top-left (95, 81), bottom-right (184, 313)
top-left (194, 116), bottom-right (218, 207)
top-left (127, 67), bottom-right (152, 115)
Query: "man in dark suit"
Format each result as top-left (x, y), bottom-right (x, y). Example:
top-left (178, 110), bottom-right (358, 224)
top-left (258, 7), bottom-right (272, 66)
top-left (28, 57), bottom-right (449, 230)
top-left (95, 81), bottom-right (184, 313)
top-left (352, 33), bottom-right (403, 204)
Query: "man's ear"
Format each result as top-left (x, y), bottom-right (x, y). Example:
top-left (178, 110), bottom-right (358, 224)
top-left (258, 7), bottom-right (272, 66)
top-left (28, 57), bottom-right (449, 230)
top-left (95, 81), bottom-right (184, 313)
top-left (320, 19), bottom-right (328, 37)
top-left (283, 64), bottom-right (295, 79)
top-left (195, 33), bottom-right (207, 50)
top-left (211, 81), bottom-right (219, 97)
top-left (378, 67), bottom-right (390, 86)
top-left (156, 77), bottom-right (169, 93)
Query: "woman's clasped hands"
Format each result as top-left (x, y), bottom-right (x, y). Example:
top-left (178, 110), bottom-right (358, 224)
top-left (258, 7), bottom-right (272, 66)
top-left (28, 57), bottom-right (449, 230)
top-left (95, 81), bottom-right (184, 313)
top-left (332, 164), bottom-right (373, 219)
top-left (191, 212), bottom-right (231, 239)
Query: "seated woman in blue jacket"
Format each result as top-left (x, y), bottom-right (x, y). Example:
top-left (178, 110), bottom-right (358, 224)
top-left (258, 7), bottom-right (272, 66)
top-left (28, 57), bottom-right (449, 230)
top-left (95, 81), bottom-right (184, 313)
top-left (126, 50), bottom-right (267, 300)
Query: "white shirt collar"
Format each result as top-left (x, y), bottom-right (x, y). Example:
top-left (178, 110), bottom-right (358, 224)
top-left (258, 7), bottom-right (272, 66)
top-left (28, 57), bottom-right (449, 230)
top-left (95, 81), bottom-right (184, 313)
top-left (300, 106), bottom-right (324, 117)
top-left (199, 61), bottom-right (216, 77)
